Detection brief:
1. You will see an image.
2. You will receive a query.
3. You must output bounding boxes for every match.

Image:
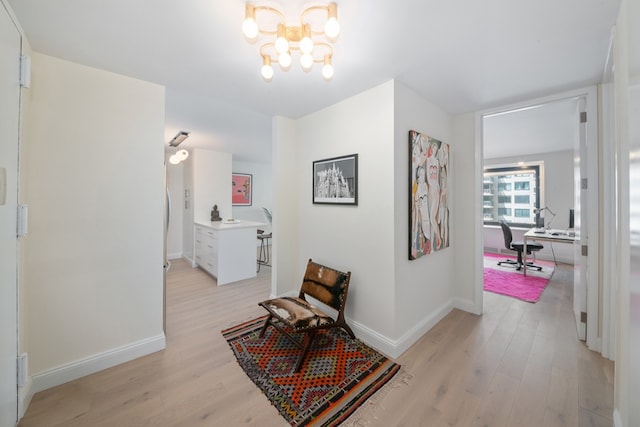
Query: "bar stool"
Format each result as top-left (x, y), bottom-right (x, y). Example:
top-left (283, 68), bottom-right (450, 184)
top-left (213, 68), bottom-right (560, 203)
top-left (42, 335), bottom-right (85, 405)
top-left (257, 231), bottom-right (272, 272)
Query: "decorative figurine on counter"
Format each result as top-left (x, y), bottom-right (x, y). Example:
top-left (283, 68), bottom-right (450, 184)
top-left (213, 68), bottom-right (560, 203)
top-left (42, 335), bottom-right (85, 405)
top-left (210, 205), bottom-right (222, 221)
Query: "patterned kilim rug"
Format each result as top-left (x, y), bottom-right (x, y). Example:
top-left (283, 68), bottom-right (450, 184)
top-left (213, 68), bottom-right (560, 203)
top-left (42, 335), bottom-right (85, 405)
top-left (222, 316), bottom-right (401, 426)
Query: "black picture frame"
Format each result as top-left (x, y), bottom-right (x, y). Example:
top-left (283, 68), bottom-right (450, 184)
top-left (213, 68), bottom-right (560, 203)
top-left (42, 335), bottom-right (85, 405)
top-left (312, 154), bottom-right (358, 205)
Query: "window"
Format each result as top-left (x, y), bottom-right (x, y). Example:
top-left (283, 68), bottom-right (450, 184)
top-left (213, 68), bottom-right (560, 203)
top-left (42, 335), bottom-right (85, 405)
top-left (483, 163), bottom-right (541, 227)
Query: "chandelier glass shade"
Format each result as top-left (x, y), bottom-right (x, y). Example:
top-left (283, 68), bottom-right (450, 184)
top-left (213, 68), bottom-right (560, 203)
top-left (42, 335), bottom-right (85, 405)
top-left (242, 2), bottom-right (339, 81)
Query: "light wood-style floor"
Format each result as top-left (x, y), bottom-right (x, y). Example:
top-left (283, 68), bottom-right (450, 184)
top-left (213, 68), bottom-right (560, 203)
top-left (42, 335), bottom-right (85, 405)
top-left (19, 260), bottom-right (614, 427)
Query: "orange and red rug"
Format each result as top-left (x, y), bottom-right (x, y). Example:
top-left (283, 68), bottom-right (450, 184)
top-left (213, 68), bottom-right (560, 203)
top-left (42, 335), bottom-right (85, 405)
top-left (222, 316), bottom-right (400, 426)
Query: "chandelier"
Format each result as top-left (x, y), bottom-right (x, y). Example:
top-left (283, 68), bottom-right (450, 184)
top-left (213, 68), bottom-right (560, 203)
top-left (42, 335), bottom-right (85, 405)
top-left (241, 2), bottom-right (340, 81)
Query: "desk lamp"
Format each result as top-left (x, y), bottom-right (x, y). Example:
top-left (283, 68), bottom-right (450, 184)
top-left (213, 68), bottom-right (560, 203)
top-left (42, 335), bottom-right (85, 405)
top-left (533, 206), bottom-right (556, 229)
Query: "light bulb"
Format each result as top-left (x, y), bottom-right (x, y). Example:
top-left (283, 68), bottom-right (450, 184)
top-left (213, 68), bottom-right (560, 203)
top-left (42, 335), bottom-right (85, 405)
top-left (322, 63), bottom-right (334, 80)
top-left (261, 55), bottom-right (274, 81)
top-left (275, 37), bottom-right (289, 54)
top-left (300, 36), bottom-right (314, 54)
top-left (275, 24), bottom-right (289, 53)
top-left (300, 53), bottom-right (313, 71)
top-left (242, 18), bottom-right (259, 40)
top-left (169, 155), bottom-right (180, 165)
top-left (242, 4), bottom-right (259, 40)
top-left (300, 24), bottom-right (313, 54)
top-left (278, 51), bottom-right (292, 69)
top-left (324, 17), bottom-right (340, 39)
top-left (261, 64), bottom-right (273, 80)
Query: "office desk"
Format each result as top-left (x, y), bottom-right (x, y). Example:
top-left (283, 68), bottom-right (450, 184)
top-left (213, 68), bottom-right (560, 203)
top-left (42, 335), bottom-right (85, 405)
top-left (523, 229), bottom-right (576, 275)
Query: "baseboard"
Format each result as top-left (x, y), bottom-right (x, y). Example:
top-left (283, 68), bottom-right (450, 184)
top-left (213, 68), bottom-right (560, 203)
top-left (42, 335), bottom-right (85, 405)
top-left (31, 333), bottom-right (166, 395)
top-left (18, 377), bottom-right (34, 421)
top-left (454, 297), bottom-right (481, 315)
top-left (613, 408), bottom-right (622, 427)
top-left (167, 252), bottom-right (183, 260)
top-left (351, 300), bottom-right (454, 359)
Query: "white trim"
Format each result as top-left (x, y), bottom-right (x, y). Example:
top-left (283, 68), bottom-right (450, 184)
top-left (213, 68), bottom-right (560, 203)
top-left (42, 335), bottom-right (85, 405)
top-left (476, 86), bottom-right (600, 350)
top-left (30, 334), bottom-right (166, 395)
top-left (272, 293), bottom-right (457, 360)
top-left (351, 300), bottom-right (454, 359)
top-left (474, 112), bottom-right (485, 315)
top-left (17, 377), bottom-right (33, 421)
top-left (613, 408), bottom-right (622, 427)
top-left (454, 297), bottom-right (481, 315)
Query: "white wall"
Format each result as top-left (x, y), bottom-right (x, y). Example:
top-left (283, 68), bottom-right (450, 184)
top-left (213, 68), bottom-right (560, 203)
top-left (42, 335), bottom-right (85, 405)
top-left (271, 116), bottom-right (300, 297)
top-left (295, 81), bottom-right (397, 340)
top-left (484, 149), bottom-right (576, 264)
top-left (166, 160), bottom-right (184, 260)
top-left (393, 82), bottom-right (457, 343)
top-left (451, 113), bottom-right (480, 310)
top-left (22, 53), bottom-right (166, 391)
top-left (192, 148), bottom-right (232, 224)
top-left (273, 81), bottom-right (473, 357)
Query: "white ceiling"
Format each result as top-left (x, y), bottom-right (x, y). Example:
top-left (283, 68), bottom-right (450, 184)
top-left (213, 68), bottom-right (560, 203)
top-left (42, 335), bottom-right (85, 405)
top-left (7, 0), bottom-right (622, 163)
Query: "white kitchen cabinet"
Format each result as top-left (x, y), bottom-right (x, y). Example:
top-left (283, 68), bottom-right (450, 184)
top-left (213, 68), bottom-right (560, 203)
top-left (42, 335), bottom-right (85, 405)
top-left (194, 220), bottom-right (265, 285)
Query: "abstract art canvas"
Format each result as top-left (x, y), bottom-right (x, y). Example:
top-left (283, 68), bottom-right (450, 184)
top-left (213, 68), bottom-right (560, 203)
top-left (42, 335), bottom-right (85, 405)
top-left (232, 173), bottom-right (252, 206)
top-left (409, 130), bottom-right (450, 260)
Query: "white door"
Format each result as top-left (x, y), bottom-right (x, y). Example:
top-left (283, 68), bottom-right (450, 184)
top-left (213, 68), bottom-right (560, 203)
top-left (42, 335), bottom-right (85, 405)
top-left (0, 3), bottom-right (21, 425)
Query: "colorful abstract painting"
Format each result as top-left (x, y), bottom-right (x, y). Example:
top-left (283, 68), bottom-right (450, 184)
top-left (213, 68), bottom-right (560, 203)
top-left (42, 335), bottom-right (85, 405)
top-left (232, 173), bottom-right (252, 206)
top-left (409, 130), bottom-right (450, 260)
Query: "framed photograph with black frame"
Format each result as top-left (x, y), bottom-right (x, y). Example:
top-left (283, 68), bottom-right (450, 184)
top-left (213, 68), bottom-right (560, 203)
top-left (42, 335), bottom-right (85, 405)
top-left (232, 173), bottom-right (252, 206)
top-left (312, 154), bottom-right (358, 205)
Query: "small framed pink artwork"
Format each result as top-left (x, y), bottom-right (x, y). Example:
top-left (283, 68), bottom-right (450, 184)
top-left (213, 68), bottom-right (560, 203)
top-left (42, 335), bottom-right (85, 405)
top-left (232, 173), bottom-right (252, 206)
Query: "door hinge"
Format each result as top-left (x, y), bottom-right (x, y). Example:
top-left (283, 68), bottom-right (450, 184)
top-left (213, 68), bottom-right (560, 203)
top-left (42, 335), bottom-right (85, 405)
top-left (581, 178), bottom-right (588, 190)
top-left (581, 245), bottom-right (588, 256)
top-left (580, 311), bottom-right (587, 323)
top-left (580, 111), bottom-right (587, 123)
top-left (17, 353), bottom-right (28, 387)
top-left (20, 55), bottom-right (31, 88)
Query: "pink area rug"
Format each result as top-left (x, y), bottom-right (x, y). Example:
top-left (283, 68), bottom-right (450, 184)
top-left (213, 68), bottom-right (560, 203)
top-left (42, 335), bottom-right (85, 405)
top-left (483, 252), bottom-right (554, 303)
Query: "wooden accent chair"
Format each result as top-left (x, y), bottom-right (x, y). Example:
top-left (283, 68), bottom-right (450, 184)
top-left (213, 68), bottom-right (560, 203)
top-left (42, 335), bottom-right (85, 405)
top-left (258, 259), bottom-right (355, 372)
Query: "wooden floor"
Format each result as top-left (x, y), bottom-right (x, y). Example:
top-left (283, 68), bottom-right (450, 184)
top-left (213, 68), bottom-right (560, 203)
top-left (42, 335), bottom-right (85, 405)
top-left (19, 260), bottom-right (614, 427)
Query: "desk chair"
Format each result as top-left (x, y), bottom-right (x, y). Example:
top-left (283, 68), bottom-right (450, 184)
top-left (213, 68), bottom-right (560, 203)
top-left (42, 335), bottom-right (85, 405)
top-left (498, 221), bottom-right (544, 271)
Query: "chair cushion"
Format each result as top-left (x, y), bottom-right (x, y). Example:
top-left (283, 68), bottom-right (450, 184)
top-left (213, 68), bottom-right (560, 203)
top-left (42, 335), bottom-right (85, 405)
top-left (260, 296), bottom-right (333, 330)
top-left (301, 262), bottom-right (348, 311)
top-left (510, 241), bottom-right (543, 252)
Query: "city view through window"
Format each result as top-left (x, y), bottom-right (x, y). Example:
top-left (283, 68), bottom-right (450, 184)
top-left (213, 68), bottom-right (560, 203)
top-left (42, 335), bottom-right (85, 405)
top-left (483, 164), bottom-right (541, 227)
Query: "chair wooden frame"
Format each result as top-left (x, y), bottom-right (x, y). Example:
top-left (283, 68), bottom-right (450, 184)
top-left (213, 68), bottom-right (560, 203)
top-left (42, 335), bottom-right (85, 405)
top-left (258, 259), bottom-right (355, 372)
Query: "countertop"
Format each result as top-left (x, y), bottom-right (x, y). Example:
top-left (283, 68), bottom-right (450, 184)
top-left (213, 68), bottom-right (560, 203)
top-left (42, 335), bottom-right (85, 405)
top-left (195, 219), bottom-right (266, 231)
